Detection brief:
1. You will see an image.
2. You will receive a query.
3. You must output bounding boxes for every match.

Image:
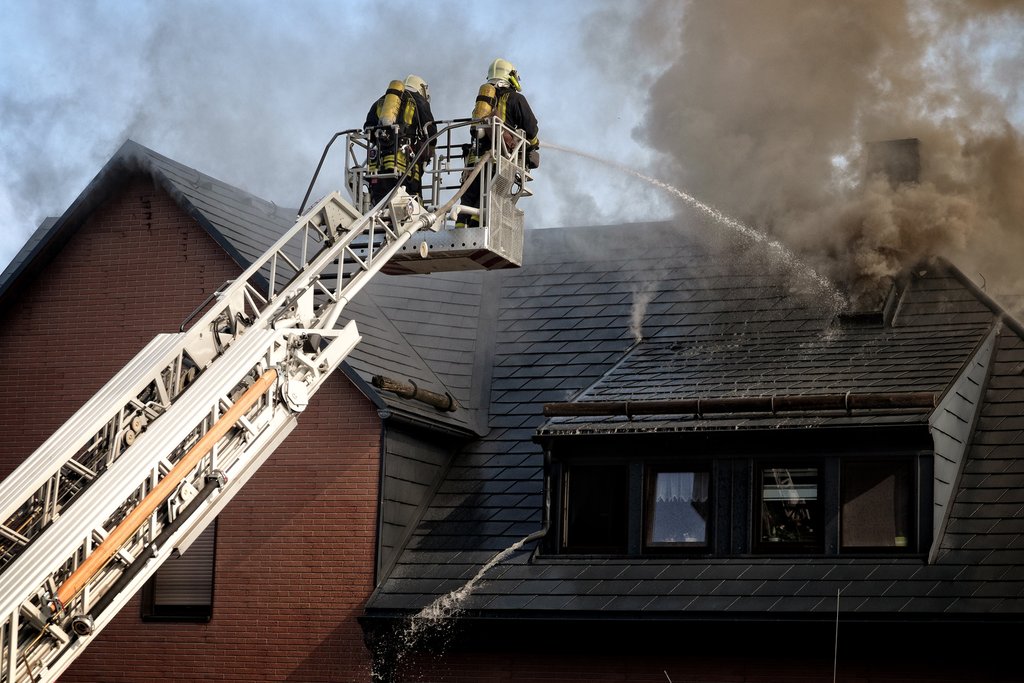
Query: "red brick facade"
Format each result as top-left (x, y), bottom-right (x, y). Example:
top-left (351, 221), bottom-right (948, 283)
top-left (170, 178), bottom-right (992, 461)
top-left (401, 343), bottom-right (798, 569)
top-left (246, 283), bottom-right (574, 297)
top-left (0, 177), bottom-right (380, 681)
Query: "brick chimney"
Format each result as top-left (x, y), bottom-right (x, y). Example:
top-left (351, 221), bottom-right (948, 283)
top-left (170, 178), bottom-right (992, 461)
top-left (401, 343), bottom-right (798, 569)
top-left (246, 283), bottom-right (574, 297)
top-left (865, 138), bottom-right (920, 187)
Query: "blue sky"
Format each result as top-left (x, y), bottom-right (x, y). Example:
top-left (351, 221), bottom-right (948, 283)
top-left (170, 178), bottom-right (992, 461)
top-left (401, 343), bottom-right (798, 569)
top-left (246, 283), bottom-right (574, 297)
top-left (0, 0), bottom-right (676, 271)
top-left (2, 1), bottom-right (1022, 302)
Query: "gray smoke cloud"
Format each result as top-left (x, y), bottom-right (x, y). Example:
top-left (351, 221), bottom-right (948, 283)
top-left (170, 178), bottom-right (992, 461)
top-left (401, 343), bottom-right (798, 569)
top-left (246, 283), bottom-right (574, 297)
top-left (634, 0), bottom-right (1024, 311)
top-left (4, 0), bottom-right (1022, 321)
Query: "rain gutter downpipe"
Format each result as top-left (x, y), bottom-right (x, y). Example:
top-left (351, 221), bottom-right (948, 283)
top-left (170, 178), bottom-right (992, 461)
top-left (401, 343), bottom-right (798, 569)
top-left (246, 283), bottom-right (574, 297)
top-left (520, 447), bottom-right (552, 547)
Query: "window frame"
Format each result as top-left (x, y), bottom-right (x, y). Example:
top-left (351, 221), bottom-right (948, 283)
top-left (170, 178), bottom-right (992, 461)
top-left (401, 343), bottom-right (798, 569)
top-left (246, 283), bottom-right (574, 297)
top-left (140, 521), bottom-right (216, 623)
top-left (643, 464), bottom-right (712, 553)
top-left (839, 457), bottom-right (916, 554)
top-left (543, 427), bottom-right (932, 560)
top-left (559, 461), bottom-right (630, 555)
top-left (551, 451), bottom-right (715, 558)
top-left (753, 462), bottom-right (824, 554)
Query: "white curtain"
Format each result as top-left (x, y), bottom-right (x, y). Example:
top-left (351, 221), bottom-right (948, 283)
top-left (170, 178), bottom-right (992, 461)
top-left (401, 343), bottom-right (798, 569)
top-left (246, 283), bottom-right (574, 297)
top-left (655, 471), bottom-right (709, 503)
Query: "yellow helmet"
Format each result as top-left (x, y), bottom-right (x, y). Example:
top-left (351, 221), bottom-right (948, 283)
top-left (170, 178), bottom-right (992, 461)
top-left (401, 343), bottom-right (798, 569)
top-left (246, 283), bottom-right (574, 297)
top-left (404, 74), bottom-right (429, 101)
top-left (487, 58), bottom-right (521, 91)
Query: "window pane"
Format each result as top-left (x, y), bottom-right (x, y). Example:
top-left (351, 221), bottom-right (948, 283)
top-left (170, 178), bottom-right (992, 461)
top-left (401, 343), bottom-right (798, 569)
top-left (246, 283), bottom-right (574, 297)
top-left (563, 464), bottom-right (628, 553)
top-left (646, 471), bottom-right (709, 546)
top-left (842, 460), bottom-right (912, 549)
top-left (759, 466), bottom-right (819, 546)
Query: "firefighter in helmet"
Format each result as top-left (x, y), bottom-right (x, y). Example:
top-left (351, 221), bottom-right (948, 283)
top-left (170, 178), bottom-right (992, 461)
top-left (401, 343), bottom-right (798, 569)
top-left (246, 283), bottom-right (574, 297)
top-left (363, 74), bottom-right (436, 207)
top-left (457, 58), bottom-right (539, 227)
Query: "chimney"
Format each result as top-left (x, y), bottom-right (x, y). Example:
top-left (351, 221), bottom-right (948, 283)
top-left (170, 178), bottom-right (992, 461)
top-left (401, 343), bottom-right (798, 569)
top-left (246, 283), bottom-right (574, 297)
top-left (831, 138), bottom-right (922, 320)
top-left (865, 138), bottom-right (920, 187)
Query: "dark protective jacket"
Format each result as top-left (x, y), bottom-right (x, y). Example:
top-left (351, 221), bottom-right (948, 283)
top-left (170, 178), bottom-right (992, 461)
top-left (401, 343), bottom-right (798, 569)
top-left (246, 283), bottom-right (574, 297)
top-left (493, 87), bottom-right (539, 147)
top-left (364, 89), bottom-right (436, 179)
top-left (466, 86), bottom-right (539, 167)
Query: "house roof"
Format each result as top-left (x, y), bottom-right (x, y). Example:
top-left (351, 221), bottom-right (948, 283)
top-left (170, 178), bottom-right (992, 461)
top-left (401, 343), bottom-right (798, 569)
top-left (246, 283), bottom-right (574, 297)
top-left (12, 141), bottom-right (1024, 625)
top-left (365, 220), bottom-right (1024, 622)
top-left (536, 322), bottom-right (987, 434)
top-left (0, 140), bottom-right (476, 434)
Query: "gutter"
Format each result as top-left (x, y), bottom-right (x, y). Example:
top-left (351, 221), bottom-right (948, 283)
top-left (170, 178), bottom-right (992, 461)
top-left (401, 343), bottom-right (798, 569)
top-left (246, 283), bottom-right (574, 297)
top-left (543, 391), bottom-right (937, 419)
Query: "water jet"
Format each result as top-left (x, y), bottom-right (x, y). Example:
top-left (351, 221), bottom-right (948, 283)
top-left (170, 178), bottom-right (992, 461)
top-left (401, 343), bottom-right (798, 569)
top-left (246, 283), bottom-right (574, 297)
top-left (542, 141), bottom-right (848, 314)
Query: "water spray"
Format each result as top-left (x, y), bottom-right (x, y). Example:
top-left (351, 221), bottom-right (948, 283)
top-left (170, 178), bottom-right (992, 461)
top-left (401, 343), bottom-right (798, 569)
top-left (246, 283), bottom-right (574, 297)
top-left (372, 533), bottom-right (539, 681)
top-left (541, 141), bottom-right (848, 313)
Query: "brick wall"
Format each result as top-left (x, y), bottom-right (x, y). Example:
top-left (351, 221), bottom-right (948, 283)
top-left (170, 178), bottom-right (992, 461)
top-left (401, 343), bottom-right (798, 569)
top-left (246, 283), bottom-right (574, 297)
top-left (0, 176), bottom-right (246, 474)
top-left (0, 176), bottom-right (380, 681)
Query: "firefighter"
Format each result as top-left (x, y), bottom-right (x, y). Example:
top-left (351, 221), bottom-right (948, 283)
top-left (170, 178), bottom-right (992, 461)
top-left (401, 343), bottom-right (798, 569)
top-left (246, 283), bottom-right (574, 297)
top-left (457, 58), bottom-right (539, 228)
top-left (363, 74), bottom-right (436, 207)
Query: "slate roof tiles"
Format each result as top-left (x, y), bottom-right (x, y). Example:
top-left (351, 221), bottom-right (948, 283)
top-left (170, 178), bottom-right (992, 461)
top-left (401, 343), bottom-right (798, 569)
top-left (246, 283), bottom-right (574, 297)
top-left (366, 221), bottom-right (1024, 622)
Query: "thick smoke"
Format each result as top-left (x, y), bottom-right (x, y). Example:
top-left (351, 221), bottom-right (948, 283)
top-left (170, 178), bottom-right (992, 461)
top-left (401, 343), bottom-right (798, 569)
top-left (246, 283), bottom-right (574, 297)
top-left (4, 0), bottom-right (1022, 316)
top-left (638, 1), bottom-right (1024, 311)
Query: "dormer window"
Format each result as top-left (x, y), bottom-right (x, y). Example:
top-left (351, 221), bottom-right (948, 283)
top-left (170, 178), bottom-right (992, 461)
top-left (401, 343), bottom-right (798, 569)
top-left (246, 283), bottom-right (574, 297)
top-left (543, 427), bottom-right (931, 559)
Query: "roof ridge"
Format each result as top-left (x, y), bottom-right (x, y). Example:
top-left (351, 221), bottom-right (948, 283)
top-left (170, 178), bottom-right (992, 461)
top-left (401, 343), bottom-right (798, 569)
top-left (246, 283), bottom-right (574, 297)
top-left (934, 257), bottom-right (1024, 341)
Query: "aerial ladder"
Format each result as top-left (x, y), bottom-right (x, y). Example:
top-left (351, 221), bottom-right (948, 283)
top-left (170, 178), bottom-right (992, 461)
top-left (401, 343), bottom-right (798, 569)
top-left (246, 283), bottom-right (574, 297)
top-left (0, 117), bottom-right (532, 682)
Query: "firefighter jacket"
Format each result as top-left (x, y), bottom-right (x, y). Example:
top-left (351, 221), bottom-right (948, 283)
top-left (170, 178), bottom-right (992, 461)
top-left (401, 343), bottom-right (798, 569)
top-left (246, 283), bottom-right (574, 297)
top-left (468, 87), bottom-right (539, 165)
top-left (496, 88), bottom-right (539, 148)
top-left (364, 90), bottom-right (436, 181)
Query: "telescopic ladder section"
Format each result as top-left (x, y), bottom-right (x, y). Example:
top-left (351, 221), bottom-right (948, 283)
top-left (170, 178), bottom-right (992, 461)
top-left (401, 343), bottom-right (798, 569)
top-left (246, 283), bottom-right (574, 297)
top-left (0, 180), bottom-right (458, 682)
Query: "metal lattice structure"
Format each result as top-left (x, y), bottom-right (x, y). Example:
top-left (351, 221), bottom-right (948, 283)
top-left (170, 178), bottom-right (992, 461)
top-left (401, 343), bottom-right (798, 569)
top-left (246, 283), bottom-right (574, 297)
top-left (346, 118), bottom-right (532, 274)
top-left (0, 115), bottom-right (533, 680)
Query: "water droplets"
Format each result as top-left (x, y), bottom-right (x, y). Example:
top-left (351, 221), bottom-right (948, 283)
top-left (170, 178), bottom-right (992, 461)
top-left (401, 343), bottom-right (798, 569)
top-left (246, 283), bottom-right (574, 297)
top-left (371, 536), bottom-right (532, 682)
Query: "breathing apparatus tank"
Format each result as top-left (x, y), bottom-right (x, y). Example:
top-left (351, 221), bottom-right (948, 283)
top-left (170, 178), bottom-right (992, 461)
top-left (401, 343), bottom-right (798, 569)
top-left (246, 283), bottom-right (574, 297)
top-left (472, 83), bottom-right (496, 120)
top-left (379, 80), bottom-right (405, 126)
top-left (471, 83), bottom-right (497, 140)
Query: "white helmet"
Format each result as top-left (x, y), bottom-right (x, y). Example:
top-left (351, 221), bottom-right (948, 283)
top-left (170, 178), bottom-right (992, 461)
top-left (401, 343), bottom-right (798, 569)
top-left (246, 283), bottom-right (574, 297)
top-left (487, 58), bottom-right (520, 91)
top-left (404, 74), bottom-right (429, 101)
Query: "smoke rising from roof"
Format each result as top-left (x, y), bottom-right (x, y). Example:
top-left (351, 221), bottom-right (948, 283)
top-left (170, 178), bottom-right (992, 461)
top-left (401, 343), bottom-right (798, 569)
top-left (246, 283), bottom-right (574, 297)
top-left (636, 1), bottom-right (1024, 311)
top-left (2, 1), bottom-right (1022, 320)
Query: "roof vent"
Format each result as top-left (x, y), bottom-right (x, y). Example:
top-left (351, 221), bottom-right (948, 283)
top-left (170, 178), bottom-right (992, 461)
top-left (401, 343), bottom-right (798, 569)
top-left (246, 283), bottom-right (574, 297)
top-left (835, 309), bottom-right (883, 327)
top-left (835, 279), bottom-right (902, 328)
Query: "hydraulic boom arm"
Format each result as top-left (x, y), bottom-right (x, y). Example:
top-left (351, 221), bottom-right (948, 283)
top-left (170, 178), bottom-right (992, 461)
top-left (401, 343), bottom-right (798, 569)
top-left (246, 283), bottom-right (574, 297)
top-left (0, 120), bottom-right (509, 682)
